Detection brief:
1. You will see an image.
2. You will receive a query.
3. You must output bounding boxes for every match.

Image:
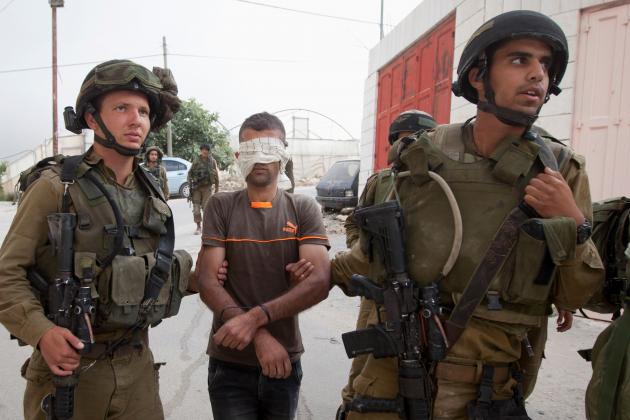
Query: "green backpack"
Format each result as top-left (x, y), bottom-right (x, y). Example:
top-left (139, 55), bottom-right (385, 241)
top-left (583, 197), bottom-right (630, 315)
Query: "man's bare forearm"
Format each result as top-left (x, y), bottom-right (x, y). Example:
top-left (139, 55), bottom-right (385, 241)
top-left (264, 244), bottom-right (330, 322)
top-left (197, 246), bottom-right (245, 322)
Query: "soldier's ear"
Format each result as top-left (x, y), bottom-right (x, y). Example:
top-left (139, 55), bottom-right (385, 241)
top-left (84, 112), bottom-right (99, 131)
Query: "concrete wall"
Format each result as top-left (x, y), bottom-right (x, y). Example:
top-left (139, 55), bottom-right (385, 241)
top-left (360, 0), bottom-right (617, 190)
top-left (1, 131), bottom-right (92, 197)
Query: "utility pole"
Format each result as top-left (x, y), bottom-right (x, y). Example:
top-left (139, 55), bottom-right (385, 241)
top-left (379, 0), bottom-right (384, 40)
top-left (50, 0), bottom-right (64, 155)
top-left (163, 36), bottom-right (173, 156)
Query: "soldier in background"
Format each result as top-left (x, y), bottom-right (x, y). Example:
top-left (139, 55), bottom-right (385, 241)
top-left (188, 143), bottom-right (219, 234)
top-left (144, 145), bottom-right (169, 199)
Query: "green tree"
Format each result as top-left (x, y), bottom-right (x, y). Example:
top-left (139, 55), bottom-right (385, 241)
top-left (147, 98), bottom-right (234, 169)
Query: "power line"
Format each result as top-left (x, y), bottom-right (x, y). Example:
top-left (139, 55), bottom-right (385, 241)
top-left (235, 0), bottom-right (393, 27)
top-left (0, 0), bottom-right (16, 15)
top-left (0, 54), bottom-right (162, 74)
top-left (0, 52), bottom-right (303, 75)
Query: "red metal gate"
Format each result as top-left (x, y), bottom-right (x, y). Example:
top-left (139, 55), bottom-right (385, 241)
top-left (374, 14), bottom-right (455, 170)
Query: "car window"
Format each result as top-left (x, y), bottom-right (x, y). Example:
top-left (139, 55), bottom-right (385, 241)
top-left (321, 161), bottom-right (360, 182)
top-left (176, 162), bottom-right (187, 171)
top-left (163, 160), bottom-right (177, 171)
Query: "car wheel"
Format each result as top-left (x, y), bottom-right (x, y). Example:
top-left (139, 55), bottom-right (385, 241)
top-left (180, 182), bottom-right (190, 199)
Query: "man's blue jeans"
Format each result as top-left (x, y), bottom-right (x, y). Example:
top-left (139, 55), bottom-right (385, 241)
top-left (208, 358), bottom-right (303, 420)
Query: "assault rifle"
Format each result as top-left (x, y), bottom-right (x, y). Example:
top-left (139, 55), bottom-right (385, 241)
top-left (38, 213), bottom-right (95, 420)
top-left (341, 201), bottom-right (447, 420)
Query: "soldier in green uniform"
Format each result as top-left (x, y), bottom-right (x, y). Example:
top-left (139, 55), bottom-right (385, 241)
top-left (339, 109), bottom-right (437, 411)
top-left (585, 246), bottom-right (630, 420)
top-left (0, 59), bottom-right (192, 420)
top-left (188, 143), bottom-right (219, 235)
top-left (144, 145), bottom-right (169, 199)
top-left (332, 11), bottom-right (604, 420)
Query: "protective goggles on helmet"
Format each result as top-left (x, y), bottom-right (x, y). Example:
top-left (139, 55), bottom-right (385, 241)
top-left (91, 61), bottom-right (163, 91)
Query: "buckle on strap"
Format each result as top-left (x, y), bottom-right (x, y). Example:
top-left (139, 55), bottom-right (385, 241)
top-left (140, 250), bottom-right (172, 314)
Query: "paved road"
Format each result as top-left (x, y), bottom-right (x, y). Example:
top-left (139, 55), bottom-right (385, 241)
top-left (0, 191), bottom-right (610, 419)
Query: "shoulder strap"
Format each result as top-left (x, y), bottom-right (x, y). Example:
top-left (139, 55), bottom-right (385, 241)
top-left (60, 155), bottom-right (85, 212)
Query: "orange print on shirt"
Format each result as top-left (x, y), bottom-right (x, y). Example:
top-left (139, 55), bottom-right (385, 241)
top-left (282, 220), bottom-right (297, 234)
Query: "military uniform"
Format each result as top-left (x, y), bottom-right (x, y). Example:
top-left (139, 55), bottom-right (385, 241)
top-left (585, 242), bottom-right (630, 420)
top-left (188, 155), bottom-right (219, 224)
top-left (332, 122), bottom-right (604, 419)
top-left (144, 146), bottom-right (169, 198)
top-left (0, 147), bottom-right (191, 419)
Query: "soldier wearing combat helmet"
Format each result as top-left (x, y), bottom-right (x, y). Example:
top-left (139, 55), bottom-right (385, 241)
top-left (331, 10), bottom-right (604, 420)
top-left (0, 59), bottom-right (194, 419)
top-left (144, 145), bottom-right (169, 199)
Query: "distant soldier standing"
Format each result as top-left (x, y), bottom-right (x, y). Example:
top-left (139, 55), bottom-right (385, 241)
top-left (144, 145), bottom-right (169, 199)
top-left (188, 143), bottom-right (219, 234)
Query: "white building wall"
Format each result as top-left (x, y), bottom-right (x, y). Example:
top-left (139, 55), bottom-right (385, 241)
top-left (1, 132), bottom-right (92, 196)
top-left (360, 0), bottom-right (613, 191)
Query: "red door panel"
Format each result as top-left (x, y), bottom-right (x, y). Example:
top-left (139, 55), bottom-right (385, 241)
top-left (374, 14), bottom-right (455, 171)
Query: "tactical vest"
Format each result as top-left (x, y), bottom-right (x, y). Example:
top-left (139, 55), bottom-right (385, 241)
top-left (146, 164), bottom-right (161, 180)
top-left (19, 154), bottom-right (191, 334)
top-left (191, 156), bottom-right (215, 185)
top-left (362, 123), bottom-right (575, 323)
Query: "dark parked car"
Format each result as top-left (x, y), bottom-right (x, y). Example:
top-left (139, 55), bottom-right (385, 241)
top-left (316, 159), bottom-right (360, 210)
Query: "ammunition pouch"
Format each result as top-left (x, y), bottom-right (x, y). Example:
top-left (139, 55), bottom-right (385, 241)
top-left (94, 249), bottom-right (191, 330)
top-left (503, 217), bottom-right (575, 306)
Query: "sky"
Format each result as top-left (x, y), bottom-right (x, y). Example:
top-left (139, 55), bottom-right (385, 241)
top-left (0, 0), bottom-right (423, 160)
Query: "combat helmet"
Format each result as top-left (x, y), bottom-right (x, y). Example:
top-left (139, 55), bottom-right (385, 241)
top-left (388, 109), bottom-right (437, 144)
top-left (65, 59), bottom-right (181, 156)
top-left (145, 145), bottom-right (164, 162)
top-left (451, 10), bottom-right (568, 127)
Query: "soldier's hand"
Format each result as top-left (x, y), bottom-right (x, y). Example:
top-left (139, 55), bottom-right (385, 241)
top-left (217, 259), bottom-right (228, 286)
top-left (556, 309), bottom-right (573, 332)
top-left (286, 259), bottom-right (314, 286)
top-left (213, 308), bottom-right (264, 350)
top-left (524, 168), bottom-right (584, 224)
top-left (38, 326), bottom-right (84, 376)
top-left (253, 329), bottom-right (292, 379)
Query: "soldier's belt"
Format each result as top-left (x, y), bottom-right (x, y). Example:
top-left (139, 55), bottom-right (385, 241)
top-left (82, 329), bottom-right (149, 359)
top-left (435, 361), bottom-right (510, 385)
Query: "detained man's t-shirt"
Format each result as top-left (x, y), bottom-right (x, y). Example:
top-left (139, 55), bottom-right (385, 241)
top-left (202, 189), bottom-right (329, 366)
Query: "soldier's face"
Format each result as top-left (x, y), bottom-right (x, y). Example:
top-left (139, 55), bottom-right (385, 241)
top-left (86, 90), bottom-right (151, 151)
top-left (240, 128), bottom-right (282, 188)
top-left (472, 38), bottom-right (552, 116)
top-left (148, 150), bottom-right (159, 162)
top-left (200, 149), bottom-right (209, 158)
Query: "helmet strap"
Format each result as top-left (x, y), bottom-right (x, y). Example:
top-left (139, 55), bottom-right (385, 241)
top-left (87, 103), bottom-right (142, 156)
